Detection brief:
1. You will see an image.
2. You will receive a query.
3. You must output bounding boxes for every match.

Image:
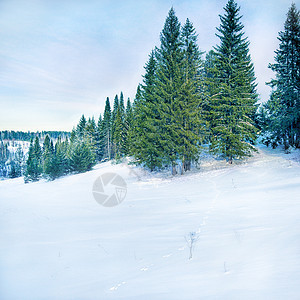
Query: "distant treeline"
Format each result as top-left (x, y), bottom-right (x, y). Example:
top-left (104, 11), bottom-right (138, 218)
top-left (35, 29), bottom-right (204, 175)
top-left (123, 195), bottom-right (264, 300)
top-left (0, 130), bottom-right (70, 142)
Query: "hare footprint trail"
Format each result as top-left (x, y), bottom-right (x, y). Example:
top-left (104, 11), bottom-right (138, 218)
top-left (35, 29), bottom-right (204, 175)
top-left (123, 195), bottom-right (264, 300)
top-left (193, 177), bottom-right (221, 239)
top-left (109, 281), bottom-right (126, 291)
top-left (109, 175), bottom-right (221, 294)
top-left (162, 253), bottom-right (172, 258)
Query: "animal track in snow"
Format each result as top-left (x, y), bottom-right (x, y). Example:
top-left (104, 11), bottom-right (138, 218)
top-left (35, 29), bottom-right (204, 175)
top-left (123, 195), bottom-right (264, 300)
top-left (162, 253), bottom-right (172, 258)
top-left (109, 281), bottom-right (126, 291)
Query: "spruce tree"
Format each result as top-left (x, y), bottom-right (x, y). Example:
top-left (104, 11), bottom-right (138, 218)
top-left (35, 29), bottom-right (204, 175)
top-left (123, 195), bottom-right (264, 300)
top-left (111, 94), bottom-right (119, 156)
top-left (0, 142), bottom-right (9, 177)
top-left (112, 92), bottom-right (126, 159)
top-left (207, 0), bottom-right (258, 163)
top-left (119, 92), bottom-right (125, 115)
top-left (70, 128), bottom-right (77, 143)
top-left (124, 98), bottom-right (133, 155)
top-left (8, 144), bottom-right (24, 178)
top-left (24, 137), bottom-right (42, 182)
top-left (102, 97), bottom-right (112, 160)
top-left (85, 117), bottom-right (97, 138)
top-left (155, 7), bottom-right (184, 174)
top-left (113, 106), bottom-right (123, 159)
top-left (0, 141), bottom-right (9, 168)
top-left (42, 134), bottom-right (54, 178)
top-left (119, 93), bottom-right (126, 155)
top-left (203, 50), bottom-right (218, 141)
top-left (69, 139), bottom-right (96, 173)
top-left (266, 3), bottom-right (300, 148)
top-left (50, 136), bottom-right (69, 179)
top-left (130, 51), bottom-right (165, 171)
top-left (9, 161), bottom-right (17, 178)
top-left (14, 144), bottom-right (25, 177)
top-left (95, 114), bottom-right (105, 160)
top-left (77, 115), bottom-right (87, 137)
top-left (259, 95), bottom-right (282, 148)
top-left (85, 117), bottom-right (97, 154)
top-left (178, 18), bottom-right (205, 172)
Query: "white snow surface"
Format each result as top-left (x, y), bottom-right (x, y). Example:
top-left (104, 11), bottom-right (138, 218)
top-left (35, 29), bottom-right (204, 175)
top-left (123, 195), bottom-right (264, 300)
top-left (1, 145), bottom-right (300, 299)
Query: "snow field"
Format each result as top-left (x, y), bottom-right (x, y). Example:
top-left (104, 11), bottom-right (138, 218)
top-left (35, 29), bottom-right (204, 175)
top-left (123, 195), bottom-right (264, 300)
top-left (0, 145), bottom-right (300, 299)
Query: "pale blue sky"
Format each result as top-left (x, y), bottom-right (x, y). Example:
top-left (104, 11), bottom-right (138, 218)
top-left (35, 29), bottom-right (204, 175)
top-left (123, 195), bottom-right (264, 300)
top-left (0, 0), bottom-right (296, 131)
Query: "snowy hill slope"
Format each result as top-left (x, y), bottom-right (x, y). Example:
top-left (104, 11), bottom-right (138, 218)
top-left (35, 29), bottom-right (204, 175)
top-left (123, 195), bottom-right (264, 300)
top-left (0, 145), bottom-right (300, 299)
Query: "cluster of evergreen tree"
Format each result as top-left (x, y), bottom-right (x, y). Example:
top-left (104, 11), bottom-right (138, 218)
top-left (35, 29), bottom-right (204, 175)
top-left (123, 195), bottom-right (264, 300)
top-left (25, 135), bottom-right (70, 182)
top-left (93, 92), bottom-right (133, 162)
top-left (129, 0), bottom-right (258, 174)
top-left (0, 130), bottom-right (70, 142)
top-left (0, 141), bottom-right (11, 178)
top-left (23, 1), bottom-right (300, 180)
top-left (0, 141), bottom-right (26, 179)
top-left (7, 145), bottom-right (26, 178)
top-left (24, 133), bottom-right (95, 183)
top-left (258, 3), bottom-right (300, 149)
top-left (24, 134), bottom-right (96, 183)
top-left (24, 92), bottom-right (134, 182)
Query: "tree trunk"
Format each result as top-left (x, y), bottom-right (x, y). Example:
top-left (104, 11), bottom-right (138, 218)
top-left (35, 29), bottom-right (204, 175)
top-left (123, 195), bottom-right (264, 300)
top-left (181, 162), bottom-right (184, 175)
top-left (283, 137), bottom-right (289, 150)
top-left (182, 156), bottom-right (191, 172)
top-left (295, 133), bottom-right (300, 148)
top-left (185, 160), bottom-right (191, 171)
top-left (172, 163), bottom-right (177, 176)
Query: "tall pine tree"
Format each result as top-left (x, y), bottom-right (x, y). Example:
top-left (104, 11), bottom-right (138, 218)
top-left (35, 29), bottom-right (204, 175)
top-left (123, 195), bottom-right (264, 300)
top-left (130, 51), bottom-right (165, 171)
top-left (24, 137), bottom-right (42, 182)
top-left (178, 18), bottom-right (205, 172)
top-left (265, 3), bottom-right (300, 148)
top-left (95, 114), bottom-right (105, 160)
top-left (50, 136), bottom-right (69, 179)
top-left (102, 97), bottom-right (112, 160)
top-left (207, 0), bottom-right (258, 163)
top-left (113, 92), bottom-right (126, 159)
top-left (155, 7), bottom-right (184, 174)
top-left (42, 134), bottom-right (54, 178)
top-left (76, 115), bottom-right (87, 138)
top-left (124, 98), bottom-right (133, 155)
top-left (69, 138), bottom-right (96, 173)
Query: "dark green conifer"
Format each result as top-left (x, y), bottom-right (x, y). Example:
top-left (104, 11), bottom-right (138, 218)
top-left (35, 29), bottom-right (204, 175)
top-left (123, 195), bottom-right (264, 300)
top-left (207, 0), bottom-right (258, 163)
top-left (265, 3), bottom-right (300, 148)
top-left (42, 134), bottom-right (54, 178)
top-left (154, 7), bottom-right (188, 174)
top-left (131, 51), bottom-right (164, 171)
top-left (77, 115), bottom-right (87, 137)
top-left (24, 137), bottom-right (42, 182)
top-left (124, 98), bottom-right (133, 155)
top-left (95, 114), bottom-right (105, 160)
top-left (103, 97), bottom-right (112, 160)
top-left (50, 137), bottom-right (69, 179)
top-left (178, 18), bottom-right (205, 172)
top-left (69, 139), bottom-right (96, 173)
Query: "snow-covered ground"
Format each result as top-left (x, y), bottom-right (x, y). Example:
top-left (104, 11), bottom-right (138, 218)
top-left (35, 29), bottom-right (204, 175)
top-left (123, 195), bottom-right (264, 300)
top-left (1, 145), bottom-right (300, 299)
